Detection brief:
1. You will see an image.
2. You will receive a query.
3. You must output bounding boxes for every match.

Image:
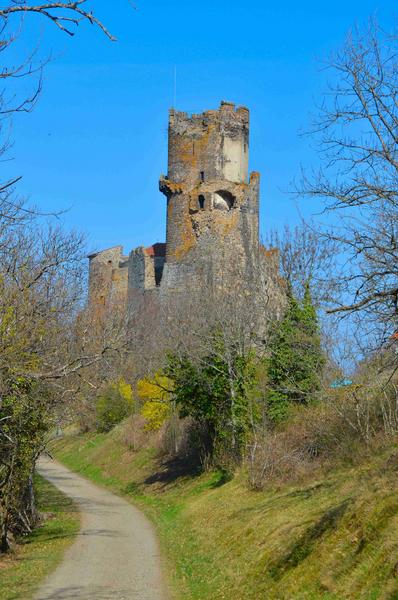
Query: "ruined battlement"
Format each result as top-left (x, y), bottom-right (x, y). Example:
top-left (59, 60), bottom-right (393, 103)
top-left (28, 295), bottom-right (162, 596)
top-left (169, 101), bottom-right (249, 130)
top-left (167, 101), bottom-right (249, 186)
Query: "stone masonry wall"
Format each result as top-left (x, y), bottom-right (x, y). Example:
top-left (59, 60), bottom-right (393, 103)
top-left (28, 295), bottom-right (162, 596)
top-left (88, 245), bottom-right (129, 314)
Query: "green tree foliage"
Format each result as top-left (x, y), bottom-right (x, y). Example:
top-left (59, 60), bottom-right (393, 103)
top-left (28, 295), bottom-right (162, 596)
top-left (95, 380), bottom-right (134, 433)
top-left (0, 378), bottom-right (49, 552)
top-left (165, 335), bottom-right (257, 467)
top-left (266, 283), bottom-right (325, 422)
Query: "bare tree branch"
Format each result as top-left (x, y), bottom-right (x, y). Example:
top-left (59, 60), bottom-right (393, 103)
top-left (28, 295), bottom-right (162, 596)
top-left (0, 1), bottom-right (116, 40)
top-left (299, 20), bottom-right (398, 345)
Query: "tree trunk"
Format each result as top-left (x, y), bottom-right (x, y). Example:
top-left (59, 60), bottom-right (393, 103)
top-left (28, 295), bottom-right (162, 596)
top-left (0, 515), bottom-right (10, 553)
top-left (23, 471), bottom-right (38, 528)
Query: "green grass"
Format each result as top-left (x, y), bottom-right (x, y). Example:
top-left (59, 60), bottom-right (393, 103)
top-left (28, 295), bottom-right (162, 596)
top-left (51, 427), bottom-right (398, 600)
top-left (0, 475), bottom-right (80, 600)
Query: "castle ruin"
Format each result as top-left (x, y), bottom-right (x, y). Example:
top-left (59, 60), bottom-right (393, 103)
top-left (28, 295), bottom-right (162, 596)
top-left (87, 101), bottom-right (282, 328)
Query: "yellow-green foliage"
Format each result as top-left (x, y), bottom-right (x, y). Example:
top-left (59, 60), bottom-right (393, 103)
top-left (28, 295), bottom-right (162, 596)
top-left (96, 379), bottom-right (134, 432)
top-left (137, 372), bottom-right (173, 431)
top-left (118, 379), bottom-right (133, 403)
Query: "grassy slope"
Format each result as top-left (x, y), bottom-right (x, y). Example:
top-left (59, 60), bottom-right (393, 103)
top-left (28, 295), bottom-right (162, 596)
top-left (52, 428), bottom-right (398, 600)
top-left (0, 475), bottom-right (79, 600)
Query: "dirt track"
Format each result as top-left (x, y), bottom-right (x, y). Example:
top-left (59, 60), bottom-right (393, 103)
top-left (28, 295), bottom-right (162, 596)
top-left (34, 457), bottom-right (167, 600)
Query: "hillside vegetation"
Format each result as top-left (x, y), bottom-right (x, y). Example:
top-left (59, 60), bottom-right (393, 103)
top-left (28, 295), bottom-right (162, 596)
top-left (52, 423), bottom-right (398, 600)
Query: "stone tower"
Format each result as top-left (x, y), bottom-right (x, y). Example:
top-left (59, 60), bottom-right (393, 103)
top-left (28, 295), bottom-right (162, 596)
top-left (159, 101), bottom-right (260, 292)
top-left (87, 245), bottom-right (129, 313)
top-left (87, 101), bottom-right (282, 327)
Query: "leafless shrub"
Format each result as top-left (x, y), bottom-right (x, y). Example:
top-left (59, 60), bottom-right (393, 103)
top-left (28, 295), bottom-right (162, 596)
top-left (247, 381), bottom-right (398, 491)
top-left (380, 383), bottom-right (398, 436)
top-left (120, 413), bottom-right (200, 463)
top-left (121, 415), bottom-right (160, 452)
top-left (159, 416), bottom-right (195, 458)
top-left (266, 219), bottom-right (338, 306)
top-left (247, 432), bottom-right (311, 490)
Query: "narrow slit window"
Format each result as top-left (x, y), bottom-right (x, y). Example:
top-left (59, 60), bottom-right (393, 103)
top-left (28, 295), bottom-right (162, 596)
top-left (198, 195), bottom-right (205, 210)
top-left (200, 171), bottom-right (205, 182)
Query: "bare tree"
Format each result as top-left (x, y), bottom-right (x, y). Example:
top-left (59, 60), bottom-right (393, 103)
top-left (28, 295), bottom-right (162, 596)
top-left (266, 219), bottom-right (338, 306)
top-left (0, 0), bottom-right (116, 118)
top-left (299, 21), bottom-right (398, 345)
top-left (0, 202), bottom-right (133, 550)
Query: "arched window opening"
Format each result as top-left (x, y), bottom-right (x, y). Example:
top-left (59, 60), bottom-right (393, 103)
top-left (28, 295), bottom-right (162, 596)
top-left (213, 190), bottom-right (235, 211)
top-left (198, 195), bottom-right (205, 210)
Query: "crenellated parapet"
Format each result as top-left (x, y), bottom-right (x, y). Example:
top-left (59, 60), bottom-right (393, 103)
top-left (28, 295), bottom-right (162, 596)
top-left (167, 101), bottom-right (249, 186)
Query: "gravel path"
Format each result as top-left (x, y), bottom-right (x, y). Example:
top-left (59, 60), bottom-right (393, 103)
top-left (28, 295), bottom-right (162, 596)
top-left (34, 457), bottom-right (168, 600)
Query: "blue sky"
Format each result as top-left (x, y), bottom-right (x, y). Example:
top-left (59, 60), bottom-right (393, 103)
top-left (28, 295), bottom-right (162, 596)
top-left (8, 0), bottom-right (398, 255)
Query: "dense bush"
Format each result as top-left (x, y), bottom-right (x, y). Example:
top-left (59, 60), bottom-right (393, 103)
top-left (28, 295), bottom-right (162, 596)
top-left (165, 337), bottom-right (257, 469)
top-left (137, 372), bottom-right (173, 431)
top-left (95, 379), bottom-right (134, 432)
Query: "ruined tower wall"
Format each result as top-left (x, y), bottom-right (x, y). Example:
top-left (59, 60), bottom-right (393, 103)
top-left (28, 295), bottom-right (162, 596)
top-left (159, 101), bottom-right (259, 295)
top-left (126, 243), bottom-right (166, 321)
top-left (128, 247), bottom-right (157, 291)
top-left (128, 244), bottom-right (166, 292)
top-left (88, 245), bottom-right (129, 313)
top-left (167, 102), bottom-right (249, 186)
